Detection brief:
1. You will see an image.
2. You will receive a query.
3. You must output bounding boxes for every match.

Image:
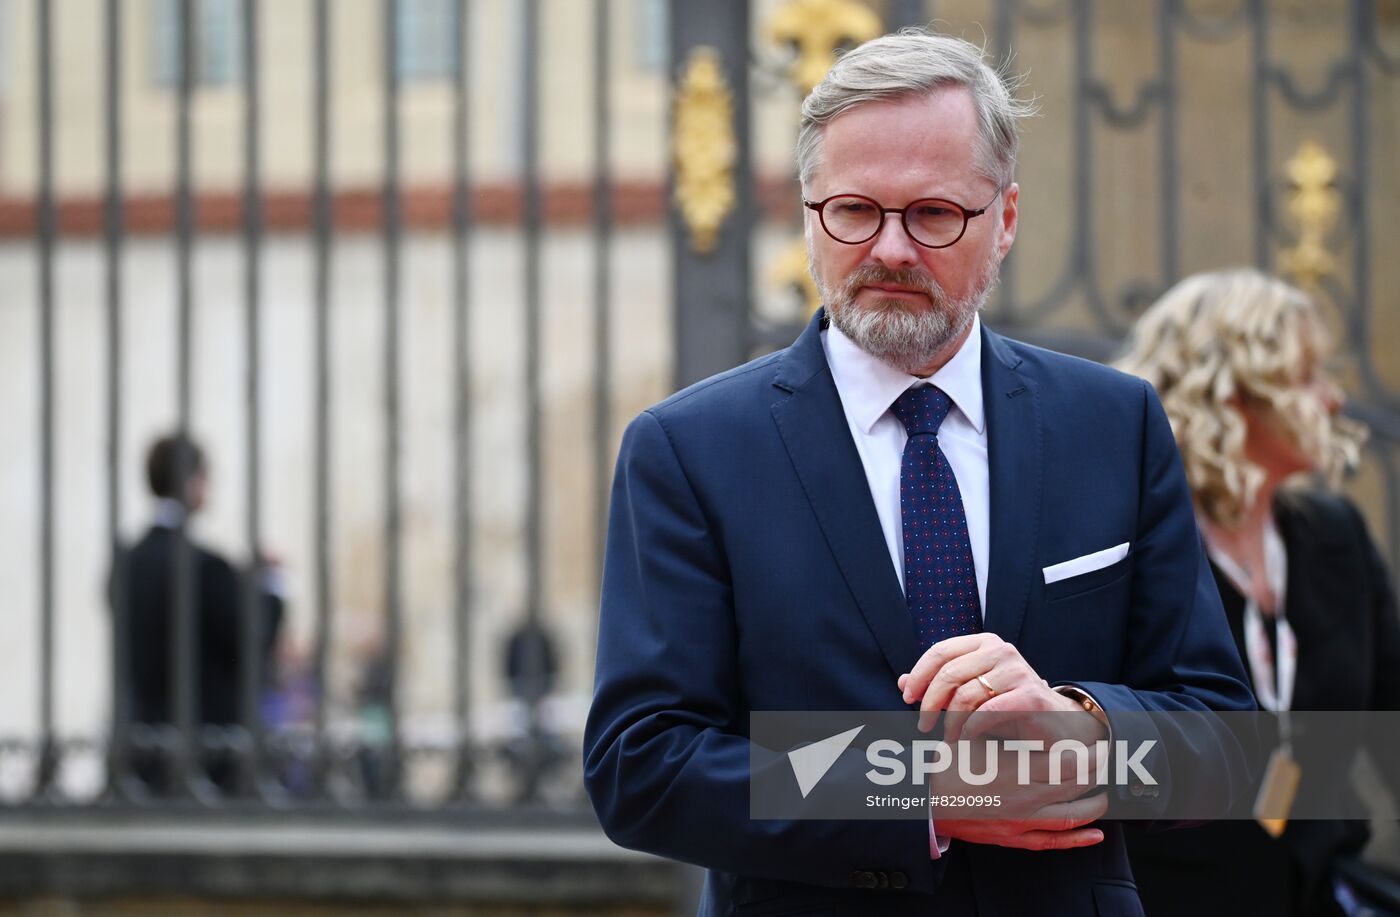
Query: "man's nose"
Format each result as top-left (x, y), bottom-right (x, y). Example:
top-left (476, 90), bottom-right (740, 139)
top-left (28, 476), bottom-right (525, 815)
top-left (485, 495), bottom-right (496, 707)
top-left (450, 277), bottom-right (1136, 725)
top-left (868, 212), bottom-right (920, 268)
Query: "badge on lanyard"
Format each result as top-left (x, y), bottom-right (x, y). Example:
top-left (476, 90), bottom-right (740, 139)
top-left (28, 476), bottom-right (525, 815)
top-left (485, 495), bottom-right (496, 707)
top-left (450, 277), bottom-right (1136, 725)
top-left (1254, 742), bottom-right (1301, 838)
top-left (1209, 523), bottom-right (1299, 836)
top-left (1245, 595), bottom-right (1299, 835)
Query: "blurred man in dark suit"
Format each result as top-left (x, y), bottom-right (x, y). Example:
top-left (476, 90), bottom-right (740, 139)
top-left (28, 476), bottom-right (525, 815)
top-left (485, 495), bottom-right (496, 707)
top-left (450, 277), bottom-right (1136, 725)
top-left (114, 433), bottom-right (284, 794)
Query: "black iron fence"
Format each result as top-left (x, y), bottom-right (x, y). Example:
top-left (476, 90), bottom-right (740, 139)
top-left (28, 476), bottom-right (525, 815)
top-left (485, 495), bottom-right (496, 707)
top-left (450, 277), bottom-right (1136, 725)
top-left (5, 0), bottom-right (634, 819)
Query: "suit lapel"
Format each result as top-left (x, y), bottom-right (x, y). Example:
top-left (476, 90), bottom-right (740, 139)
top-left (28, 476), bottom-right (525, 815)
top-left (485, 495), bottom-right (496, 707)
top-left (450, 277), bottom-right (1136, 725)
top-left (770, 311), bottom-right (920, 680)
top-left (980, 325), bottom-right (1041, 645)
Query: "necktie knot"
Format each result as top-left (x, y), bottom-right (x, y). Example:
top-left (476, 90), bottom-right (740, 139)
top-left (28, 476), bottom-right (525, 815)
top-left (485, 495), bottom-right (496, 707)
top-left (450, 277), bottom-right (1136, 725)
top-left (891, 385), bottom-right (952, 437)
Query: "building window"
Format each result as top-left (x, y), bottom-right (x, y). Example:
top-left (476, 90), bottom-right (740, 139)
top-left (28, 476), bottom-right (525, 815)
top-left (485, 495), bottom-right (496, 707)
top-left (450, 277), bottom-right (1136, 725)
top-left (0, 0), bottom-right (9, 98)
top-left (634, 0), bottom-right (667, 74)
top-left (151, 0), bottom-right (244, 88)
top-left (396, 0), bottom-right (457, 81)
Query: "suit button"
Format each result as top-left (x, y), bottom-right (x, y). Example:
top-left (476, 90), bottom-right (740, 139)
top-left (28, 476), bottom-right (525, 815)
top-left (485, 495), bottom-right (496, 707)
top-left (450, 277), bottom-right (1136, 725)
top-left (1130, 783), bottom-right (1144, 798)
top-left (876, 871), bottom-right (889, 889)
top-left (891, 872), bottom-right (908, 890)
top-left (852, 870), bottom-right (877, 888)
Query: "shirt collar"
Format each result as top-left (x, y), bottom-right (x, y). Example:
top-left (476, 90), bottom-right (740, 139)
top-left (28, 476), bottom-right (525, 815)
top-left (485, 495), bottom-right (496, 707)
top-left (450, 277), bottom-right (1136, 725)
top-left (824, 312), bottom-right (985, 436)
top-left (153, 498), bottom-right (187, 529)
top-left (1204, 512), bottom-right (1288, 610)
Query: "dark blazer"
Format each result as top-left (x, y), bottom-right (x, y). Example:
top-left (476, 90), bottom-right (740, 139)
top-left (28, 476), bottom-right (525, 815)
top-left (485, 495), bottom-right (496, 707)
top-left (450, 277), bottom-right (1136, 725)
top-left (1128, 491), bottom-right (1400, 917)
top-left (584, 310), bottom-right (1255, 916)
top-left (116, 525), bottom-right (283, 733)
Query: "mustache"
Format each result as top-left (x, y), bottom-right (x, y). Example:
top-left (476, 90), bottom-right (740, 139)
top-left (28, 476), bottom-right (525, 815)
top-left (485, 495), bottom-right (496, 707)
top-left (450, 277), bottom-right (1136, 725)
top-left (841, 265), bottom-right (942, 299)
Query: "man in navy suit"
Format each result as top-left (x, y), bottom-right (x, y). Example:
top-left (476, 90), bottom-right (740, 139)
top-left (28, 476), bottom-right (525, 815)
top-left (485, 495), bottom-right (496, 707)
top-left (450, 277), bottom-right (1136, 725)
top-left (584, 31), bottom-right (1254, 916)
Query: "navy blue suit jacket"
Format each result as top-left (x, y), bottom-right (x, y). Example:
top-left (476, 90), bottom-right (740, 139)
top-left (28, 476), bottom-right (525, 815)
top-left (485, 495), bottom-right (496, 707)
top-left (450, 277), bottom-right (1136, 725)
top-left (584, 311), bottom-right (1254, 916)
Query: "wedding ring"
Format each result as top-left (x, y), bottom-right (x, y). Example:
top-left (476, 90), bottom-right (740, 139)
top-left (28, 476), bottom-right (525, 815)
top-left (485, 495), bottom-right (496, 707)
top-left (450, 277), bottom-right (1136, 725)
top-left (976, 674), bottom-right (997, 697)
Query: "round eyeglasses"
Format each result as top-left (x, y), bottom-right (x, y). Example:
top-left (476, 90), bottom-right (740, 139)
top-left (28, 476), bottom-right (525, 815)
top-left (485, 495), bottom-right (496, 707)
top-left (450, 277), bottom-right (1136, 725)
top-left (802, 189), bottom-right (1003, 249)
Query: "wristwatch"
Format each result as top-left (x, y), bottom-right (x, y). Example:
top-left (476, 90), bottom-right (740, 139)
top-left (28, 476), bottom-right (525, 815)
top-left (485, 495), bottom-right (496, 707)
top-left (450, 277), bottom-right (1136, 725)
top-left (1055, 684), bottom-right (1111, 733)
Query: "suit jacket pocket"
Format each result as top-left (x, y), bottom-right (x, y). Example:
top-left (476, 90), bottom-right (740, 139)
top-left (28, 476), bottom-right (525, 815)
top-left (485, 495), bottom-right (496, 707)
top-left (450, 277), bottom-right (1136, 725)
top-left (1044, 554), bottom-right (1132, 602)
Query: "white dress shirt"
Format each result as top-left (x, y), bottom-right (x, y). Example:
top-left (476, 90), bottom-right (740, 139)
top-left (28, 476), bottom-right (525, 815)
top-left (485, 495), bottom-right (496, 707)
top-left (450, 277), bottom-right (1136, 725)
top-left (822, 314), bottom-right (990, 860)
top-left (821, 314), bottom-right (990, 613)
top-left (822, 321), bottom-right (1110, 859)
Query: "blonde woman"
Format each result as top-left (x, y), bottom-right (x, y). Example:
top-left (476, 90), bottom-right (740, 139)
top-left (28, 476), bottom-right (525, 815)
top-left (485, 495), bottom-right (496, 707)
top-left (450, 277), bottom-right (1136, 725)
top-left (1118, 268), bottom-right (1400, 916)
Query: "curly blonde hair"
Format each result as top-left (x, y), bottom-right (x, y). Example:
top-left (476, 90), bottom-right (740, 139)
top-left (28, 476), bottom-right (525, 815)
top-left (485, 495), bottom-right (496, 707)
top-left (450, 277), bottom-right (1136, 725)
top-left (1116, 268), bottom-right (1365, 527)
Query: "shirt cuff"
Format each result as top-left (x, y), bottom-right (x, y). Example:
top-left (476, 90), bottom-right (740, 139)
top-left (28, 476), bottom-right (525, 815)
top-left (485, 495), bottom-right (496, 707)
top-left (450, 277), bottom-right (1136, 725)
top-left (929, 812), bottom-right (951, 859)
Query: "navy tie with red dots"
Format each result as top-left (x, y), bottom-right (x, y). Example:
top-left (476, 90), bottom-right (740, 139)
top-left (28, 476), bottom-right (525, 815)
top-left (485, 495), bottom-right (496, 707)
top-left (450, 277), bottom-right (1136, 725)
top-left (890, 385), bottom-right (983, 651)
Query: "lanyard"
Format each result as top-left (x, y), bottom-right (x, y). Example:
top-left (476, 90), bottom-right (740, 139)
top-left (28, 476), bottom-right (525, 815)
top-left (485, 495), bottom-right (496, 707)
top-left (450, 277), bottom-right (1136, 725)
top-left (1243, 600), bottom-right (1297, 713)
top-left (1207, 520), bottom-right (1297, 741)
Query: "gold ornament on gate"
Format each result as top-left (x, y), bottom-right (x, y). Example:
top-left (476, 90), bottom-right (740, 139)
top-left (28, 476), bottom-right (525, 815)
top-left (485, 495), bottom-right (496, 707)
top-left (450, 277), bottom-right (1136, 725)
top-left (765, 0), bottom-right (881, 314)
top-left (766, 0), bottom-right (882, 94)
top-left (673, 46), bottom-right (736, 255)
top-left (1279, 141), bottom-right (1340, 290)
top-left (767, 238), bottom-right (821, 316)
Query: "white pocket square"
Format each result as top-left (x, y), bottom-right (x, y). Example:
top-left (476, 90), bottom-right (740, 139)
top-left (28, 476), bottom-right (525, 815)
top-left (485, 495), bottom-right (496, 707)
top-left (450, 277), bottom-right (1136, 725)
top-left (1042, 542), bottom-right (1130, 585)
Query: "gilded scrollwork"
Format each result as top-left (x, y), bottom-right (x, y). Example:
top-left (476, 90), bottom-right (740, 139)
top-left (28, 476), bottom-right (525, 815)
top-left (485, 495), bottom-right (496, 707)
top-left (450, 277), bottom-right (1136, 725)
top-left (765, 0), bottom-right (882, 95)
top-left (1279, 141), bottom-right (1340, 290)
top-left (764, 0), bottom-right (880, 313)
top-left (673, 47), bottom-right (736, 256)
top-left (768, 238), bottom-right (822, 316)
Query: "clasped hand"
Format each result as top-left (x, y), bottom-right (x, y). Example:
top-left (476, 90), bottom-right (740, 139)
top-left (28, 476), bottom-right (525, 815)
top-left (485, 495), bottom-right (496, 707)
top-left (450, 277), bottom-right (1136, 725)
top-left (898, 632), bottom-right (1110, 852)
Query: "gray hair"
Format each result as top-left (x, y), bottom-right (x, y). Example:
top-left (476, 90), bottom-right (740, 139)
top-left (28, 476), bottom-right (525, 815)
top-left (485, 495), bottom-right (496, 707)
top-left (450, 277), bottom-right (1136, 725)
top-left (797, 30), bottom-right (1035, 192)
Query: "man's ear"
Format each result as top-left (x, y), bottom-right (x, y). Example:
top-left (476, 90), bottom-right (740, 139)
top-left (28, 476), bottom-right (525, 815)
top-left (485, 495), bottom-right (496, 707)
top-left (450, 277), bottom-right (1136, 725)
top-left (996, 182), bottom-right (1019, 259)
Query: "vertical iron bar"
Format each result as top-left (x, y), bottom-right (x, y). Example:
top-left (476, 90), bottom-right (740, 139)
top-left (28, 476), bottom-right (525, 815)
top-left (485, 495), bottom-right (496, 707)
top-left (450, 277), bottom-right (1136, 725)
top-left (1072, 0), bottom-right (1095, 304)
top-left (1350, 2), bottom-right (1395, 413)
top-left (886, 0), bottom-right (928, 29)
top-left (239, 0), bottom-right (265, 796)
top-left (522, 1), bottom-right (542, 634)
top-left (35, 0), bottom-right (57, 798)
top-left (172, 0), bottom-right (201, 798)
top-left (104, 0), bottom-right (130, 799)
top-left (1158, 0), bottom-right (1179, 285)
top-left (1250, 0), bottom-right (1270, 268)
top-left (669, 0), bottom-right (750, 386)
top-left (1349, 1), bottom-right (1372, 396)
top-left (450, 0), bottom-right (474, 799)
top-left (382, 0), bottom-right (404, 796)
top-left (1069, 0), bottom-right (1118, 326)
top-left (592, 0), bottom-right (611, 613)
top-left (311, 0), bottom-right (333, 797)
top-left (991, 0), bottom-right (1015, 320)
top-left (669, 0), bottom-right (752, 386)
top-left (991, 0), bottom-right (1014, 63)
top-left (520, 0), bottom-right (547, 800)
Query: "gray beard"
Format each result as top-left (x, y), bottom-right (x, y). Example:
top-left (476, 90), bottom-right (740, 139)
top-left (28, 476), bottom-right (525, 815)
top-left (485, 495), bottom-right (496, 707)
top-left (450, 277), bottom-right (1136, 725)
top-left (820, 259), bottom-right (999, 374)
